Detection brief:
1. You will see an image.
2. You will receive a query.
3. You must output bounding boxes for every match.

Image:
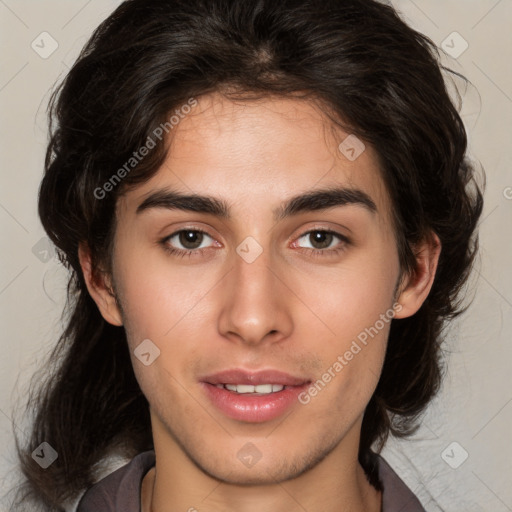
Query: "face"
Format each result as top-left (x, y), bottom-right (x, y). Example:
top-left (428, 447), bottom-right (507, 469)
top-left (102, 93), bottom-right (406, 484)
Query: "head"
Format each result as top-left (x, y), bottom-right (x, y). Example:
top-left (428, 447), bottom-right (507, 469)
top-left (17, 0), bottom-right (483, 508)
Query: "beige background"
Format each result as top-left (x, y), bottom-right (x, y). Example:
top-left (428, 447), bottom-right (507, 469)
top-left (1, 1), bottom-right (511, 510)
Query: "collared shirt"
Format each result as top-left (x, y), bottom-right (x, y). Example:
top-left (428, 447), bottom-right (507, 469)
top-left (77, 451), bottom-right (425, 511)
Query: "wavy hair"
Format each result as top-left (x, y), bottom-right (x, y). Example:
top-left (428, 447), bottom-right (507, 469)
top-left (14, 0), bottom-right (483, 509)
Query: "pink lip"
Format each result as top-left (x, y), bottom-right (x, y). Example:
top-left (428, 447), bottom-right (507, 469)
top-left (200, 369), bottom-right (310, 423)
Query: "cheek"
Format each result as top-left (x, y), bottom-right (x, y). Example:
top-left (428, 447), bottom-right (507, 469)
top-left (290, 251), bottom-right (398, 409)
top-left (297, 318), bottom-right (391, 430)
top-left (292, 252), bottom-right (399, 348)
top-left (113, 253), bottom-right (221, 395)
top-left (114, 251), bottom-right (222, 344)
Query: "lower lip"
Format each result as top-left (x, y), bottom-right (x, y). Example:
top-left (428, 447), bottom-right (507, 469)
top-left (201, 382), bottom-right (309, 423)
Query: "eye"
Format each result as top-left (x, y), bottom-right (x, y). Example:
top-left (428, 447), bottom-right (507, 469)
top-left (295, 229), bottom-right (349, 254)
top-left (163, 229), bottom-right (215, 252)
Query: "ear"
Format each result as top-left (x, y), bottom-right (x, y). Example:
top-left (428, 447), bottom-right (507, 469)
top-left (394, 232), bottom-right (441, 319)
top-left (78, 242), bottom-right (123, 326)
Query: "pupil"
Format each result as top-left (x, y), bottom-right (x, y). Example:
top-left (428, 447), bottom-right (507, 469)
top-left (179, 231), bottom-right (202, 249)
top-left (310, 231), bottom-right (332, 249)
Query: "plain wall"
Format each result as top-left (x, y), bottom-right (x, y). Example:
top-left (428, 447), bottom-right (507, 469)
top-left (1, 1), bottom-right (511, 510)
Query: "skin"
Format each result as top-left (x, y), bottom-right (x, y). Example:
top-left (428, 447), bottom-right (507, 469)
top-left (80, 92), bottom-right (440, 512)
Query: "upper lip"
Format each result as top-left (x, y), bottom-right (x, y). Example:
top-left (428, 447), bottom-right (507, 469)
top-left (201, 369), bottom-right (310, 387)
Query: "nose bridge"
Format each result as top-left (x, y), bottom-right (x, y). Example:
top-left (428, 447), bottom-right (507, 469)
top-left (218, 244), bottom-right (292, 345)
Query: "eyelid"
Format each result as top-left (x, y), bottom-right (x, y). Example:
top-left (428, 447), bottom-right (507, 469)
top-left (291, 222), bottom-right (350, 242)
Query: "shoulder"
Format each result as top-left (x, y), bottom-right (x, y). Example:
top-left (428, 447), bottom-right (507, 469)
top-left (76, 451), bottom-right (155, 512)
top-left (377, 454), bottom-right (426, 512)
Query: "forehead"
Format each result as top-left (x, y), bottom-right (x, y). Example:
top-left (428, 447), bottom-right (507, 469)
top-left (119, 92), bottom-right (392, 225)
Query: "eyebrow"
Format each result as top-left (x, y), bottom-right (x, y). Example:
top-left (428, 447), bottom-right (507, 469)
top-left (136, 186), bottom-right (377, 220)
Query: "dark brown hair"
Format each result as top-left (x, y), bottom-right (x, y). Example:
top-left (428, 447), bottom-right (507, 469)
top-left (14, 0), bottom-right (483, 509)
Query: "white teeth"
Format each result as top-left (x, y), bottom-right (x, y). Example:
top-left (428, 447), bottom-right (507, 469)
top-left (235, 384), bottom-right (256, 393)
top-left (255, 384), bottom-right (272, 393)
top-left (220, 383), bottom-right (285, 394)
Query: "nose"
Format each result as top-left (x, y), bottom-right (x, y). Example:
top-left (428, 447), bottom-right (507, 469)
top-left (217, 245), bottom-right (293, 347)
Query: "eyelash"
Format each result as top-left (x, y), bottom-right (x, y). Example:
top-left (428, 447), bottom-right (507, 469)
top-left (160, 228), bottom-right (215, 259)
top-left (159, 228), bottom-right (350, 259)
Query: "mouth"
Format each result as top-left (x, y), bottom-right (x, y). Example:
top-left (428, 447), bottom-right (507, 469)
top-left (200, 369), bottom-right (311, 423)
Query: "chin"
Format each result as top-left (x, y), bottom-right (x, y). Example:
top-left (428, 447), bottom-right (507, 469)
top-left (199, 461), bottom-right (299, 486)
top-left (192, 443), bottom-right (335, 486)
